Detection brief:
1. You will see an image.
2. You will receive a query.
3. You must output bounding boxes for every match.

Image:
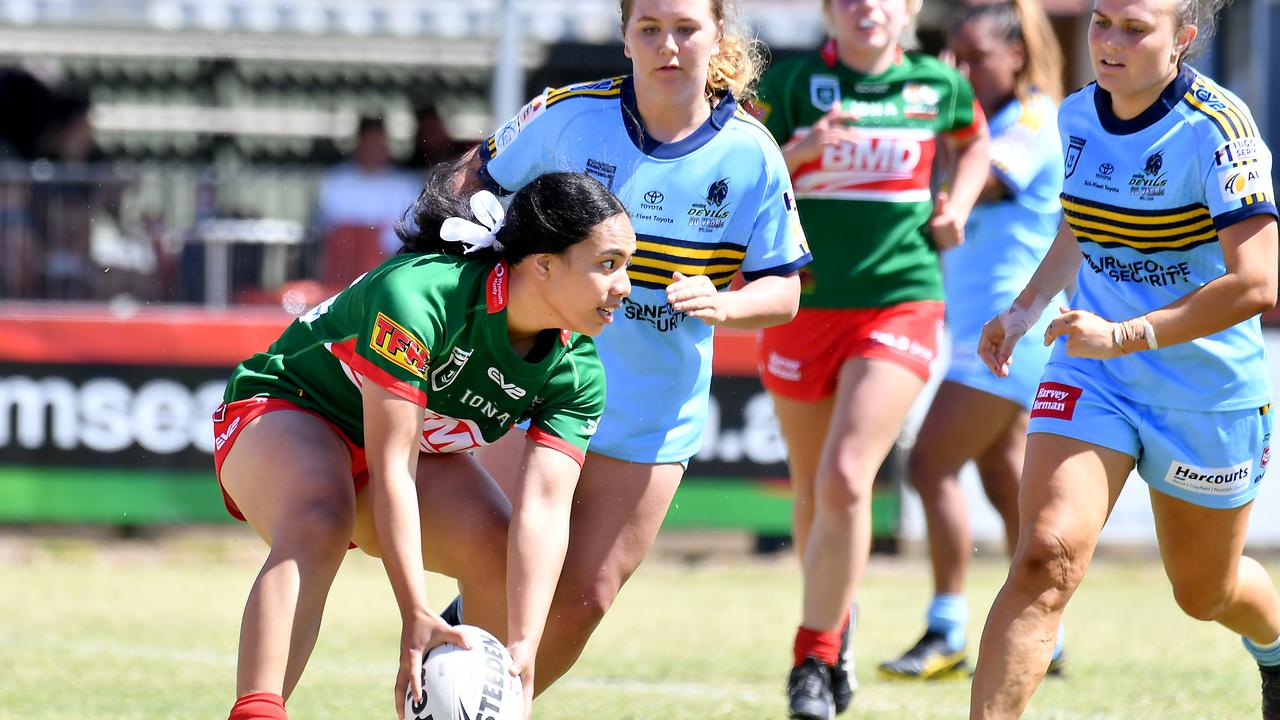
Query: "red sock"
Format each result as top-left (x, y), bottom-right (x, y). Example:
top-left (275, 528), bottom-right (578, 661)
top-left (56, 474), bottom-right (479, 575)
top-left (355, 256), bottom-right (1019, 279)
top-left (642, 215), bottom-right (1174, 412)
top-left (794, 626), bottom-right (841, 667)
top-left (228, 692), bottom-right (287, 720)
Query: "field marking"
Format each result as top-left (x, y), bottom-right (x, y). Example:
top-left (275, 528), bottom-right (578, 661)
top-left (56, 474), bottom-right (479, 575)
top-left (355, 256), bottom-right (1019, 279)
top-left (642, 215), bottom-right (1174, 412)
top-left (26, 636), bottom-right (1123, 720)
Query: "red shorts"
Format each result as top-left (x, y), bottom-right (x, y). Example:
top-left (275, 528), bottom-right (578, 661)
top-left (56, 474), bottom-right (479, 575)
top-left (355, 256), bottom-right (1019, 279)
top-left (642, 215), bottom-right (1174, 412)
top-left (212, 397), bottom-right (368, 522)
top-left (758, 301), bottom-right (944, 402)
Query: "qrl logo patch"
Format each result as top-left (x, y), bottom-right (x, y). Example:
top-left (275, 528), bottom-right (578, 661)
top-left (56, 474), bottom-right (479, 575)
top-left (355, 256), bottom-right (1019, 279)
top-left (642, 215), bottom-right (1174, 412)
top-left (1030, 382), bottom-right (1083, 420)
top-left (431, 346), bottom-right (473, 392)
top-left (370, 313), bottom-right (430, 379)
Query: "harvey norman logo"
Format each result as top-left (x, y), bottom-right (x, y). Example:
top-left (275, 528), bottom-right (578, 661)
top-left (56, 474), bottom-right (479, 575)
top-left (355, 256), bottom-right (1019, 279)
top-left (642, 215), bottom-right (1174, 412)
top-left (1163, 460), bottom-right (1252, 496)
top-left (1029, 382), bottom-right (1082, 420)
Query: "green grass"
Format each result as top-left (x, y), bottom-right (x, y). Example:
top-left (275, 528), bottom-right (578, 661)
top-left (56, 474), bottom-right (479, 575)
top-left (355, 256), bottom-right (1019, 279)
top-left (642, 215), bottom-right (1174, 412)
top-left (0, 529), bottom-right (1268, 719)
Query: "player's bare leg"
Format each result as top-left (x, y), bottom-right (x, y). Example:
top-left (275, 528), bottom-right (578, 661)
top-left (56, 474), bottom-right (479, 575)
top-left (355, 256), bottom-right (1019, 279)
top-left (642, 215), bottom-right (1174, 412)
top-left (770, 392), bottom-right (836, 561)
top-left (882, 382), bottom-right (1021, 680)
top-left (1151, 491), bottom-right (1280, 643)
top-left (970, 434), bottom-right (1130, 719)
top-left (219, 411), bottom-right (358, 700)
top-left (353, 451), bottom-right (514, 643)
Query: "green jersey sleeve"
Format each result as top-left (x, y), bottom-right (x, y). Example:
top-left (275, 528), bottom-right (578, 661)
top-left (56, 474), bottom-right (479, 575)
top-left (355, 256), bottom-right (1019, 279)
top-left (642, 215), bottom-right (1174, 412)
top-left (525, 334), bottom-right (606, 466)
top-left (938, 61), bottom-right (981, 137)
top-left (754, 59), bottom-right (800, 147)
top-left (347, 264), bottom-right (447, 407)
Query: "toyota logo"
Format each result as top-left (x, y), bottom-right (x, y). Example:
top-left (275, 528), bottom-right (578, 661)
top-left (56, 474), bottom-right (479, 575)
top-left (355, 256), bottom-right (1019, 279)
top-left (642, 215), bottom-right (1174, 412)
top-left (1099, 163), bottom-right (1114, 176)
top-left (644, 190), bottom-right (664, 204)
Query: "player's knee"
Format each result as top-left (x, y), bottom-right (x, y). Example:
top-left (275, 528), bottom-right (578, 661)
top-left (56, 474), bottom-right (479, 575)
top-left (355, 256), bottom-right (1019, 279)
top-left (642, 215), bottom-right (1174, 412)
top-left (817, 458), bottom-right (873, 512)
top-left (285, 495), bottom-right (356, 557)
top-left (1170, 579), bottom-right (1232, 622)
top-left (979, 473), bottom-right (1020, 516)
top-left (1009, 531), bottom-right (1086, 605)
top-left (906, 444), bottom-right (943, 494)
top-left (562, 570), bottom-right (628, 635)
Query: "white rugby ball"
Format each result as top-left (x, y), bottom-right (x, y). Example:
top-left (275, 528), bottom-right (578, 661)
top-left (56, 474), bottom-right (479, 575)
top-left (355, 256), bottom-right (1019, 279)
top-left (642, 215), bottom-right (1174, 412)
top-left (404, 625), bottom-right (524, 720)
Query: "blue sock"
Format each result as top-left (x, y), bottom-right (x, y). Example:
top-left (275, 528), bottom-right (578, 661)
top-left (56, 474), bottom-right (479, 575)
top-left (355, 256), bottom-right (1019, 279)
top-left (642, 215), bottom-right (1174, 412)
top-left (1244, 634), bottom-right (1280, 667)
top-left (926, 593), bottom-right (968, 653)
top-left (1051, 624), bottom-right (1065, 661)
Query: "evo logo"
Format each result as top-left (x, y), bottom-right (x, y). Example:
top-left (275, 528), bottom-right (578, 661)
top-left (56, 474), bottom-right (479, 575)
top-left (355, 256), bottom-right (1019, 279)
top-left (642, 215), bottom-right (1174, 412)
top-left (487, 367), bottom-right (526, 399)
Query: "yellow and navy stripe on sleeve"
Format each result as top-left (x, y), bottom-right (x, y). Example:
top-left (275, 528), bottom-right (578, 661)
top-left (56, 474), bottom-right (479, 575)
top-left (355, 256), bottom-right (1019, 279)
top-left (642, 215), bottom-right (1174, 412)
top-left (544, 77), bottom-right (625, 108)
top-left (1182, 78), bottom-right (1271, 207)
top-left (627, 234), bottom-right (747, 290)
top-left (1060, 193), bottom-right (1217, 254)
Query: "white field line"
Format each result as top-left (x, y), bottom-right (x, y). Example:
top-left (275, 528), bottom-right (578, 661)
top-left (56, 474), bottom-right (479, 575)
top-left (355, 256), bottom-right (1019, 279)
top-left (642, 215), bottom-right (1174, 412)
top-left (24, 636), bottom-right (1123, 720)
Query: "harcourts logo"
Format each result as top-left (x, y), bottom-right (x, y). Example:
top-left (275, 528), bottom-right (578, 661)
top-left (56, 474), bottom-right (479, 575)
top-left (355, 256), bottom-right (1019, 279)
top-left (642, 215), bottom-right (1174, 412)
top-left (0, 375), bottom-right (225, 455)
top-left (1163, 459), bottom-right (1252, 496)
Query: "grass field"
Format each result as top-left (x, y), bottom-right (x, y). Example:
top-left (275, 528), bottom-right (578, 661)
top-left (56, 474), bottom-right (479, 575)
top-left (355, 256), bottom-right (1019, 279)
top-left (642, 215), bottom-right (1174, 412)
top-left (0, 528), bottom-right (1268, 719)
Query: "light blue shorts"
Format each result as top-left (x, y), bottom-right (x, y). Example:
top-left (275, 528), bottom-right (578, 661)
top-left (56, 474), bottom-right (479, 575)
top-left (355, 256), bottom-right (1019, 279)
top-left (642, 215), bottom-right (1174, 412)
top-left (1026, 363), bottom-right (1272, 509)
top-left (944, 313), bottom-right (1054, 410)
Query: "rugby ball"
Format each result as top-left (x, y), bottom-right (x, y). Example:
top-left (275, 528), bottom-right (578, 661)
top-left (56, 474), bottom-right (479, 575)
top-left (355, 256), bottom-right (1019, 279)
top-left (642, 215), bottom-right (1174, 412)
top-left (404, 625), bottom-right (524, 720)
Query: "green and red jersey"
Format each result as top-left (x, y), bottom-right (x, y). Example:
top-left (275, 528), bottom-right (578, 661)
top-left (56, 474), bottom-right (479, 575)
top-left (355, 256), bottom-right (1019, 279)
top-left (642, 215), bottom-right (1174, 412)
top-left (224, 254), bottom-right (605, 464)
top-left (755, 51), bottom-right (984, 308)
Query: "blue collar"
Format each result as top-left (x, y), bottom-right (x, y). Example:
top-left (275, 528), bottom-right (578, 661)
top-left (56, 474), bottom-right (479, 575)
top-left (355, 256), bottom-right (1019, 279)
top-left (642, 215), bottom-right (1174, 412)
top-left (1094, 65), bottom-right (1194, 135)
top-left (619, 75), bottom-right (737, 159)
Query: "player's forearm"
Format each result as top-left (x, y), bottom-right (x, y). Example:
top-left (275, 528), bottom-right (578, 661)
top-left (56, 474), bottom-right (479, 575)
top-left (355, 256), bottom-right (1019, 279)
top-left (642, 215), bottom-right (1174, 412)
top-left (505, 455), bottom-right (578, 657)
top-left (946, 132), bottom-right (991, 221)
top-left (718, 273), bottom-right (801, 329)
top-left (1013, 222), bottom-right (1081, 314)
top-left (1138, 217), bottom-right (1278, 349)
top-left (370, 468), bottom-right (431, 620)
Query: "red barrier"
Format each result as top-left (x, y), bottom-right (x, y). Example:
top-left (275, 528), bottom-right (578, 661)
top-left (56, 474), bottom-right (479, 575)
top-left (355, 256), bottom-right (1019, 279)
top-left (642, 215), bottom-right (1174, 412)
top-left (0, 302), bottom-right (762, 375)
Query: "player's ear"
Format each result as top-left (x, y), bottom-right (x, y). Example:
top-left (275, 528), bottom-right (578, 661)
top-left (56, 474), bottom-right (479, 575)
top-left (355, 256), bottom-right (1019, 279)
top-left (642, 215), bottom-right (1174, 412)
top-left (1173, 23), bottom-right (1197, 61)
top-left (532, 252), bottom-right (555, 279)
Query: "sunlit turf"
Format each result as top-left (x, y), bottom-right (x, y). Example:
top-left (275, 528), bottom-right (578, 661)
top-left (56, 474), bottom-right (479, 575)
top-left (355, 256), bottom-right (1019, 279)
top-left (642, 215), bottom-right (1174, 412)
top-left (0, 529), bottom-right (1268, 719)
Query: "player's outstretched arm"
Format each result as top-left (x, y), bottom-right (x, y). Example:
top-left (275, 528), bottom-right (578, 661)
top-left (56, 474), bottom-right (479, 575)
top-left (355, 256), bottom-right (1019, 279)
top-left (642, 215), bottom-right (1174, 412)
top-left (505, 442), bottom-right (582, 715)
top-left (979, 221), bottom-right (1081, 375)
top-left (362, 381), bottom-right (471, 719)
top-left (931, 127), bottom-right (991, 250)
top-left (1138, 214), bottom-right (1278, 348)
top-left (667, 271), bottom-right (800, 329)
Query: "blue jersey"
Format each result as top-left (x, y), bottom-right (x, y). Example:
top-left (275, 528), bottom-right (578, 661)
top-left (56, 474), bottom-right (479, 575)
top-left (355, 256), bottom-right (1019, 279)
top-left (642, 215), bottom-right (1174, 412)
top-left (945, 91), bottom-right (1063, 344)
top-left (481, 77), bottom-right (812, 462)
top-left (942, 91), bottom-right (1063, 406)
top-left (1055, 65), bottom-right (1277, 411)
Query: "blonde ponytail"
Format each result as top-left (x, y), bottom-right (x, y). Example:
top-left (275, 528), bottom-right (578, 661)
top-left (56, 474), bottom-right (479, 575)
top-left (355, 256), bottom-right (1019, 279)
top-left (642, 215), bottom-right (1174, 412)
top-left (953, 0), bottom-right (1065, 103)
top-left (1012, 0), bottom-right (1065, 102)
top-left (707, 22), bottom-right (766, 101)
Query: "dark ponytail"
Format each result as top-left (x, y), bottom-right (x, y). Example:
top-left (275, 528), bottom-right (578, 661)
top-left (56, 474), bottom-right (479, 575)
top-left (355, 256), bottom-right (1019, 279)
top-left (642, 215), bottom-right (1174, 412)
top-left (397, 162), bottom-right (628, 264)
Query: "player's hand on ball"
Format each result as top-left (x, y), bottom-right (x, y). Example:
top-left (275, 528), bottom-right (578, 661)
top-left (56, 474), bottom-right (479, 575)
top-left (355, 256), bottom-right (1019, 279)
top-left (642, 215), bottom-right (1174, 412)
top-left (1044, 306), bottom-right (1123, 359)
top-left (667, 272), bottom-right (727, 325)
top-left (506, 641), bottom-right (535, 720)
top-left (397, 611), bottom-right (472, 720)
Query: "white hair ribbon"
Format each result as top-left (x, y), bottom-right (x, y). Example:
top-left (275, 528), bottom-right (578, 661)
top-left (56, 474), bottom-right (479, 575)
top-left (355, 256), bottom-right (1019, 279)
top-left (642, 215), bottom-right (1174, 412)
top-left (439, 190), bottom-right (506, 254)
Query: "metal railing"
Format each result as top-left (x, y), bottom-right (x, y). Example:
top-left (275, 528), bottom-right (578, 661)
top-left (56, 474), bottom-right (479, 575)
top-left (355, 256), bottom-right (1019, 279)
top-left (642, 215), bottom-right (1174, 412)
top-left (0, 161), bottom-right (324, 304)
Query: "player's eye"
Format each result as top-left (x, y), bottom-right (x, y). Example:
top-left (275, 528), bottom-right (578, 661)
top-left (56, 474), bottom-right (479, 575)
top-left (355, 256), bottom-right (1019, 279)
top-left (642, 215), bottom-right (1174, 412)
top-left (602, 259), bottom-right (616, 270)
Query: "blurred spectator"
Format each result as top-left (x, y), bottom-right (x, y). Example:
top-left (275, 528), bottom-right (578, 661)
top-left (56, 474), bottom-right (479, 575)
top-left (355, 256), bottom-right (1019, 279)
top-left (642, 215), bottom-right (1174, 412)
top-left (29, 92), bottom-right (100, 299)
top-left (0, 68), bottom-right (55, 161)
top-left (405, 101), bottom-right (470, 170)
top-left (315, 116), bottom-right (421, 286)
